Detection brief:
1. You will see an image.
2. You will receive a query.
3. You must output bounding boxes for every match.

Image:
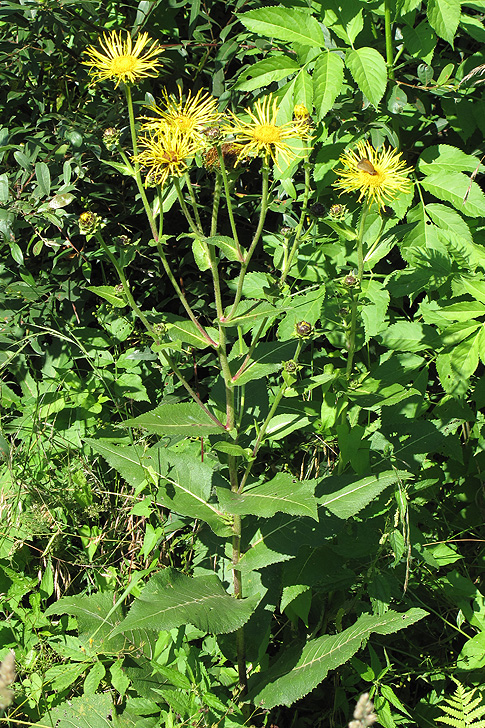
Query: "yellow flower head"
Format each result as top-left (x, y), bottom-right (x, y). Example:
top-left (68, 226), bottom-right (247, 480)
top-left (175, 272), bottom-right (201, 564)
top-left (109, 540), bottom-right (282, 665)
top-left (333, 141), bottom-right (412, 209)
top-left (141, 87), bottom-right (221, 141)
top-left (225, 94), bottom-right (312, 167)
top-left (134, 126), bottom-right (205, 187)
top-left (83, 30), bottom-right (163, 87)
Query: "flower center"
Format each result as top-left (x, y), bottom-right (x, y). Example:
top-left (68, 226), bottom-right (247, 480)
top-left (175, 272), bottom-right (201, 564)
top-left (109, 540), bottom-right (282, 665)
top-left (253, 124), bottom-right (281, 144)
top-left (175, 115), bottom-right (195, 132)
top-left (162, 151), bottom-right (180, 164)
top-left (111, 55), bottom-right (137, 74)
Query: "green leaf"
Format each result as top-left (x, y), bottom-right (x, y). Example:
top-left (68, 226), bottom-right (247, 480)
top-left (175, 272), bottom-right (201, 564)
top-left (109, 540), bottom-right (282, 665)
top-left (217, 473), bottom-right (318, 520)
top-left (86, 285), bottom-right (127, 308)
top-left (0, 173), bottom-right (9, 203)
top-left (221, 300), bottom-right (280, 327)
top-left (192, 238), bottom-right (211, 271)
top-left (426, 203), bottom-right (473, 244)
top-left (230, 340), bottom-right (297, 385)
top-left (234, 55), bottom-right (300, 92)
top-left (239, 7), bottom-right (327, 46)
top-left (246, 609), bottom-right (427, 708)
top-left (37, 693), bottom-right (113, 728)
top-left (111, 569), bottom-right (260, 636)
top-left (163, 314), bottom-right (219, 349)
top-left (294, 67), bottom-right (313, 111)
top-left (35, 162), bottom-right (51, 197)
top-left (124, 402), bottom-right (225, 435)
top-left (313, 52), bottom-right (344, 120)
top-left (427, 0), bottom-right (461, 46)
top-left (460, 278), bottom-right (485, 304)
top-left (420, 171), bottom-right (485, 217)
top-left (49, 192), bottom-right (75, 209)
top-left (318, 470), bottom-right (411, 519)
top-left (417, 144), bottom-right (481, 175)
top-left (205, 235), bottom-right (244, 262)
top-left (379, 321), bottom-right (440, 351)
top-left (345, 47), bottom-right (387, 107)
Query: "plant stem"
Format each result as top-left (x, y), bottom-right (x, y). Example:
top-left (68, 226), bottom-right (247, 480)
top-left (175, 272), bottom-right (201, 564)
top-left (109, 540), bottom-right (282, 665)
top-left (345, 200), bottom-right (371, 379)
top-left (384, 0), bottom-right (395, 80)
top-left (280, 157), bottom-right (312, 286)
top-left (224, 159), bottom-right (270, 321)
top-left (184, 172), bottom-right (204, 234)
top-left (238, 339), bottom-right (304, 493)
top-left (211, 171), bottom-right (223, 237)
top-left (217, 146), bottom-right (242, 258)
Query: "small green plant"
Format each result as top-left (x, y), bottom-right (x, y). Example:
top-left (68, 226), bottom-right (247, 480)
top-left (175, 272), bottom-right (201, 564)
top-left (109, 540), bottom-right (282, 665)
top-left (437, 680), bottom-right (485, 728)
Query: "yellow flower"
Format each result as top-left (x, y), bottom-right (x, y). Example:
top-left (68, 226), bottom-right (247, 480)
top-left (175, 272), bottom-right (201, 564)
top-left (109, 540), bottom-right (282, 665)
top-left (134, 126), bottom-right (204, 187)
top-left (225, 94), bottom-right (312, 167)
top-left (333, 141), bottom-right (412, 209)
top-left (141, 87), bottom-right (221, 141)
top-left (83, 30), bottom-right (163, 87)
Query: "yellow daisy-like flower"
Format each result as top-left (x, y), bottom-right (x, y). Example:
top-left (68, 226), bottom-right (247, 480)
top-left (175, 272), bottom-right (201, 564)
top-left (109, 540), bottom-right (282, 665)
top-left (225, 94), bottom-right (312, 168)
top-left (141, 87), bottom-right (221, 141)
top-left (83, 30), bottom-right (163, 88)
top-left (134, 126), bottom-right (204, 187)
top-left (333, 141), bottom-right (413, 209)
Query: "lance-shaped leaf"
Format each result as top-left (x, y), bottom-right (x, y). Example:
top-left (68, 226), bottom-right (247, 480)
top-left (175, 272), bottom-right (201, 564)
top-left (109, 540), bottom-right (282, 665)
top-left (313, 51), bottom-right (344, 120)
top-left (317, 470), bottom-right (411, 519)
top-left (86, 285), bottom-right (127, 308)
top-left (246, 608), bottom-right (428, 708)
top-left (111, 568), bottom-right (260, 636)
top-left (235, 55), bottom-right (300, 92)
top-left (205, 235), bottom-right (245, 262)
top-left (421, 172), bottom-right (485, 218)
top-left (217, 473), bottom-right (318, 521)
top-left (124, 402), bottom-right (225, 436)
top-left (164, 314), bottom-right (219, 349)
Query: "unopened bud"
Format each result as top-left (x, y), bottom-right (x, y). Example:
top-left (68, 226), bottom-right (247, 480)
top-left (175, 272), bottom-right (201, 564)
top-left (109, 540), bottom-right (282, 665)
top-left (344, 274), bottom-right (357, 287)
top-left (295, 321), bottom-right (313, 338)
top-left (78, 211), bottom-right (103, 235)
top-left (309, 203), bottom-right (325, 217)
top-left (102, 127), bottom-right (121, 151)
top-left (284, 359), bottom-right (298, 372)
top-left (329, 204), bottom-right (347, 219)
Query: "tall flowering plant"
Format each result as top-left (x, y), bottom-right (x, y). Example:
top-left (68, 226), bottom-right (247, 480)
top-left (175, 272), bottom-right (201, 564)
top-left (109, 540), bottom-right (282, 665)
top-left (70, 29), bottom-right (422, 724)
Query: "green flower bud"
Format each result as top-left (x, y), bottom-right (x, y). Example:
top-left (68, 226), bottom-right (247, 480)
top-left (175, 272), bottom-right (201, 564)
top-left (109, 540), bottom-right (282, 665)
top-left (295, 320), bottom-right (313, 338)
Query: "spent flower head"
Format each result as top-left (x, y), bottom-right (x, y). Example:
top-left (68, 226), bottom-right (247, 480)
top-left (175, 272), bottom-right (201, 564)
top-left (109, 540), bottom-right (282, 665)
top-left (141, 87), bottom-right (220, 142)
top-left (333, 140), bottom-right (412, 210)
top-left (135, 126), bottom-right (205, 187)
top-left (83, 30), bottom-right (163, 88)
top-left (225, 93), bottom-right (312, 168)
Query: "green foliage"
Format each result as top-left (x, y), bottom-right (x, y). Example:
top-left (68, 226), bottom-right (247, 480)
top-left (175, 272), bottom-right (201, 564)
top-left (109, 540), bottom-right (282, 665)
top-left (437, 680), bottom-right (485, 728)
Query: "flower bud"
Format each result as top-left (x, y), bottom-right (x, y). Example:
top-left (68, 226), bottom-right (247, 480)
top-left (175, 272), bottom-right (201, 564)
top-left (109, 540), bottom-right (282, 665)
top-left (295, 320), bottom-right (313, 338)
top-left (344, 274), bottom-right (357, 287)
top-left (329, 203), bottom-right (347, 219)
top-left (102, 127), bottom-right (121, 151)
top-left (309, 202), bottom-right (325, 217)
top-left (284, 359), bottom-right (298, 372)
top-left (78, 211), bottom-right (103, 235)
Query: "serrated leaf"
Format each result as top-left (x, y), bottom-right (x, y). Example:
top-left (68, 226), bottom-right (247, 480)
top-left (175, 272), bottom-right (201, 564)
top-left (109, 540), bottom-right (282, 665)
top-left (246, 609), bottom-right (427, 708)
top-left (418, 144), bottom-right (481, 175)
top-left (345, 47), bottom-right (387, 107)
top-left (217, 473), bottom-right (318, 520)
top-left (318, 470), bottom-right (409, 519)
top-left (111, 569), bottom-right (260, 636)
top-left (421, 171), bottom-right (485, 217)
top-left (205, 235), bottom-right (244, 262)
top-left (427, 0), bottom-right (461, 46)
top-left (313, 51), bottom-right (344, 120)
top-left (86, 285), bottom-right (127, 307)
top-left (37, 693), bottom-right (113, 728)
top-left (294, 67), bottom-right (314, 111)
top-left (45, 592), bottom-right (126, 652)
top-left (164, 314), bottom-right (219, 348)
top-left (124, 402), bottom-right (225, 435)
top-left (426, 203), bottom-right (473, 244)
top-left (234, 55), bottom-right (300, 92)
top-left (239, 7), bottom-right (327, 46)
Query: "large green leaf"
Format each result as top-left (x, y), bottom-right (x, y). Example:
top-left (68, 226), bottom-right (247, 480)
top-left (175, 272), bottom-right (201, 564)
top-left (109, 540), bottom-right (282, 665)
top-left (229, 340), bottom-right (297, 385)
top-left (85, 440), bottom-right (230, 536)
top-left (420, 172), bottom-right (485, 218)
top-left (247, 609), bottom-right (427, 708)
top-left (239, 7), bottom-right (326, 46)
top-left (124, 402), bottom-right (226, 435)
top-left (313, 51), bottom-right (344, 120)
top-left (317, 470), bottom-right (411, 519)
top-left (37, 693), bottom-right (113, 728)
top-left (417, 144), bottom-right (481, 175)
top-left (427, 0), bottom-right (461, 45)
top-left (345, 47), bottom-right (387, 107)
top-left (234, 55), bottom-right (300, 92)
top-left (217, 473), bottom-right (318, 520)
top-left (164, 314), bottom-right (219, 349)
top-left (111, 569), bottom-right (260, 636)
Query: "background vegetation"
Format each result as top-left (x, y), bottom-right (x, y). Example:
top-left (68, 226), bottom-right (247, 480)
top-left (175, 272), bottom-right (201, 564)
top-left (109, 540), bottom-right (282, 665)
top-left (1, 0), bottom-right (485, 726)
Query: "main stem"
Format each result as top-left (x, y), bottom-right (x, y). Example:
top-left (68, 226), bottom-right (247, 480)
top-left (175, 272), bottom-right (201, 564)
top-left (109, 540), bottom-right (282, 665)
top-left (384, 0), bottom-right (395, 80)
top-left (345, 200), bottom-right (371, 379)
